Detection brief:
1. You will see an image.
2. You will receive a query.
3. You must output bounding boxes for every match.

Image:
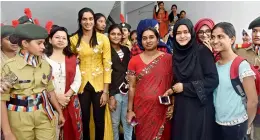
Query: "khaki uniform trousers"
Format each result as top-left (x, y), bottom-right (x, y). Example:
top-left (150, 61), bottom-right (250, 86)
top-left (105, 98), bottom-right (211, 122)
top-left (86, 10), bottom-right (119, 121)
top-left (7, 108), bottom-right (55, 140)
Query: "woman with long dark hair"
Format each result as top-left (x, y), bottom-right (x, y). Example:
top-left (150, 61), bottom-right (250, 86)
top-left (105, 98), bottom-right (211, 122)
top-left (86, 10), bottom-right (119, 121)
top-left (94, 13), bottom-right (106, 34)
top-left (70, 7), bottom-right (113, 140)
top-left (168, 4), bottom-right (180, 26)
top-left (153, 1), bottom-right (169, 38)
top-left (211, 22), bottom-right (258, 140)
top-left (45, 25), bottom-right (83, 140)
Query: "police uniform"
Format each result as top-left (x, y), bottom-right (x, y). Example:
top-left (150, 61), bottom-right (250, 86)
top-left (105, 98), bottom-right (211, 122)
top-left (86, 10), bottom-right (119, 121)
top-left (244, 16), bottom-right (260, 140)
top-left (1, 25), bottom-right (15, 67)
top-left (119, 22), bottom-right (132, 50)
top-left (1, 24), bottom-right (56, 140)
top-left (234, 16), bottom-right (260, 67)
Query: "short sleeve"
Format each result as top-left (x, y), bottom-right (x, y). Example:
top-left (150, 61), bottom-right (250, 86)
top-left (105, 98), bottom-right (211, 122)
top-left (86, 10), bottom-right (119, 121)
top-left (127, 57), bottom-right (136, 76)
top-left (239, 61), bottom-right (256, 82)
top-left (128, 57), bottom-right (136, 71)
top-left (46, 80), bottom-right (55, 92)
top-left (46, 65), bottom-right (55, 92)
top-left (1, 65), bottom-right (11, 101)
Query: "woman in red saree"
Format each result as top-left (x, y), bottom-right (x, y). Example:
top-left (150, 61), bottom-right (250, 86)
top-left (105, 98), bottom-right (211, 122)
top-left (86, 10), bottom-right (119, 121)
top-left (126, 27), bottom-right (173, 140)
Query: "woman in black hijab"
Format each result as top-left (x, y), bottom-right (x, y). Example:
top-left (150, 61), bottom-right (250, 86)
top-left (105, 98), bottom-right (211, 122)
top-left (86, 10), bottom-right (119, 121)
top-left (163, 18), bottom-right (219, 140)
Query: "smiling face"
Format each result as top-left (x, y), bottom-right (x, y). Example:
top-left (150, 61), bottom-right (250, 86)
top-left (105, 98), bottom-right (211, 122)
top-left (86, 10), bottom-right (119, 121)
top-left (176, 25), bottom-right (191, 46)
top-left (211, 27), bottom-right (235, 52)
top-left (109, 28), bottom-right (122, 45)
top-left (142, 29), bottom-right (159, 51)
top-left (81, 12), bottom-right (95, 31)
top-left (49, 31), bottom-right (68, 50)
top-left (197, 25), bottom-right (212, 42)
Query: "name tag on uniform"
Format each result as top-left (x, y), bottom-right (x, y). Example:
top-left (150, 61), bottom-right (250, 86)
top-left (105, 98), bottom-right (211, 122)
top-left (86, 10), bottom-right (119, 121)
top-left (18, 80), bottom-right (31, 83)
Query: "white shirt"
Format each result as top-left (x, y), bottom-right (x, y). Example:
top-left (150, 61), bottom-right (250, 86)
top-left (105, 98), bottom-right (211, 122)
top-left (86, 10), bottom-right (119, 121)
top-left (45, 55), bottom-right (81, 95)
top-left (116, 49), bottom-right (124, 61)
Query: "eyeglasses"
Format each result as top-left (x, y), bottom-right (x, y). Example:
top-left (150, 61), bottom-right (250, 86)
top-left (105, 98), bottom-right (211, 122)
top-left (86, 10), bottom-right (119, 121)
top-left (198, 29), bottom-right (211, 36)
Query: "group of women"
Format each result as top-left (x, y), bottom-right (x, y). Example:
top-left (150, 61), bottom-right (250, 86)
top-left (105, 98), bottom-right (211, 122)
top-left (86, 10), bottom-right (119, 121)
top-left (1, 5), bottom-right (258, 140)
top-left (126, 16), bottom-right (257, 140)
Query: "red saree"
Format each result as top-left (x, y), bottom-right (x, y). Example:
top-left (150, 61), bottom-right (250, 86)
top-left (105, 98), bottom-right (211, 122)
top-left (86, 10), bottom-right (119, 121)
top-left (59, 55), bottom-right (83, 140)
top-left (128, 53), bottom-right (173, 140)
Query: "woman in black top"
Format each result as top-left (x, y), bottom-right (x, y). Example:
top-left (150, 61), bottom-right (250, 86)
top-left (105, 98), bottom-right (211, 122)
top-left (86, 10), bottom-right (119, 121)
top-left (107, 24), bottom-right (132, 140)
top-left (163, 18), bottom-right (219, 140)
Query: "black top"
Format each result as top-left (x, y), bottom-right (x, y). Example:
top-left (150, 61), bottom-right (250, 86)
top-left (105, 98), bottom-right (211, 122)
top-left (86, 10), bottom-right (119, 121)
top-left (109, 45), bottom-right (130, 96)
top-left (171, 18), bottom-right (219, 140)
top-left (168, 12), bottom-right (180, 23)
top-left (171, 46), bottom-right (219, 140)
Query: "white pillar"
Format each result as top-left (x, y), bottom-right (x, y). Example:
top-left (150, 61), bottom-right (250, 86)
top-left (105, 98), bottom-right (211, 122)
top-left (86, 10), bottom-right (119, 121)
top-left (121, 1), bottom-right (125, 22)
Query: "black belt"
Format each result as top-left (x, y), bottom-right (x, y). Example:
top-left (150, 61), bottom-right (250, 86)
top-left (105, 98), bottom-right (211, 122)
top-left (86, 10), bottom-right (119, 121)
top-left (7, 97), bottom-right (43, 107)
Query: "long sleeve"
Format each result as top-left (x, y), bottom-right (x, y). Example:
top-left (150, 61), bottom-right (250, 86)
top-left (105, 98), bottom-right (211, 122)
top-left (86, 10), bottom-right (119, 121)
top-left (70, 35), bottom-right (78, 54)
top-left (162, 11), bottom-right (168, 22)
top-left (102, 35), bottom-right (112, 84)
top-left (182, 47), bottom-right (219, 103)
top-left (70, 65), bottom-right (82, 93)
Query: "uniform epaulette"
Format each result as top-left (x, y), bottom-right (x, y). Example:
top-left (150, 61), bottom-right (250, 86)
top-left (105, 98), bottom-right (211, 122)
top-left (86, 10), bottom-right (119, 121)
top-left (235, 43), bottom-right (252, 49)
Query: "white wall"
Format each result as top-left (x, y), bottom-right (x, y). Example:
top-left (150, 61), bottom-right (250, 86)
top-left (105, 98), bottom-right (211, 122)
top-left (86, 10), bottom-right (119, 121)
top-left (1, 1), bottom-right (115, 34)
top-left (124, 1), bottom-right (260, 43)
top-left (125, 1), bottom-right (155, 30)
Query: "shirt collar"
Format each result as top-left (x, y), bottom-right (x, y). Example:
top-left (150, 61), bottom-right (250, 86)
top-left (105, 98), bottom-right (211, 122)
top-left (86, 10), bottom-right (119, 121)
top-left (16, 49), bottom-right (43, 69)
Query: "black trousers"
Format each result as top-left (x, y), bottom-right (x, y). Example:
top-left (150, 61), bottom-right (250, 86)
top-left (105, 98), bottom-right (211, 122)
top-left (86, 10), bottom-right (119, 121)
top-left (216, 120), bottom-right (248, 140)
top-left (78, 82), bottom-right (106, 140)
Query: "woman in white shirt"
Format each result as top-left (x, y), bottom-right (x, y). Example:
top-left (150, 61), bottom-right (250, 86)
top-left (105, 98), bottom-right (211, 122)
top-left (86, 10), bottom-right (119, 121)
top-left (44, 25), bottom-right (83, 140)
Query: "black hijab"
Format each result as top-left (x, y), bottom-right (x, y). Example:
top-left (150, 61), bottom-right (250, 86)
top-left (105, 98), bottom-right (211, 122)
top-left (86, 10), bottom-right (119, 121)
top-left (172, 18), bottom-right (199, 81)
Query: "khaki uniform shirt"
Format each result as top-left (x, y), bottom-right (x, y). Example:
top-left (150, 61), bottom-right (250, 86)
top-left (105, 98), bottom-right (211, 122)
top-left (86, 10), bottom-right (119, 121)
top-left (1, 54), bottom-right (54, 101)
top-left (234, 45), bottom-right (260, 66)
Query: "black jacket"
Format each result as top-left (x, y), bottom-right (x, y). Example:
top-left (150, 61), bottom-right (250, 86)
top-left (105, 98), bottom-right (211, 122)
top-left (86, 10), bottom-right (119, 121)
top-left (109, 45), bottom-right (131, 96)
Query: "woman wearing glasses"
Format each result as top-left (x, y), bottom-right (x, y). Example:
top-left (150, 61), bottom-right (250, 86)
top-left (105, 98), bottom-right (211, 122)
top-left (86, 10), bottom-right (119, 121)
top-left (194, 18), bottom-right (220, 61)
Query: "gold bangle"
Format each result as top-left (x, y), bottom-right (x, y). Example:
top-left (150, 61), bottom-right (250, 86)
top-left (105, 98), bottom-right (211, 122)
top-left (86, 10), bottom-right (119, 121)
top-left (103, 91), bottom-right (109, 95)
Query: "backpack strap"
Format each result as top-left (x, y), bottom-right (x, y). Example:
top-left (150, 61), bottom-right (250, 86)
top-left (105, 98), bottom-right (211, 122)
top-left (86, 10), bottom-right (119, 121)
top-left (230, 56), bottom-right (246, 97)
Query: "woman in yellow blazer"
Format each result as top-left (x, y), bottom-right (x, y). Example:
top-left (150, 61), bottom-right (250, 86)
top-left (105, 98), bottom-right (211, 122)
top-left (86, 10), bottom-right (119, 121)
top-left (70, 7), bottom-right (113, 140)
